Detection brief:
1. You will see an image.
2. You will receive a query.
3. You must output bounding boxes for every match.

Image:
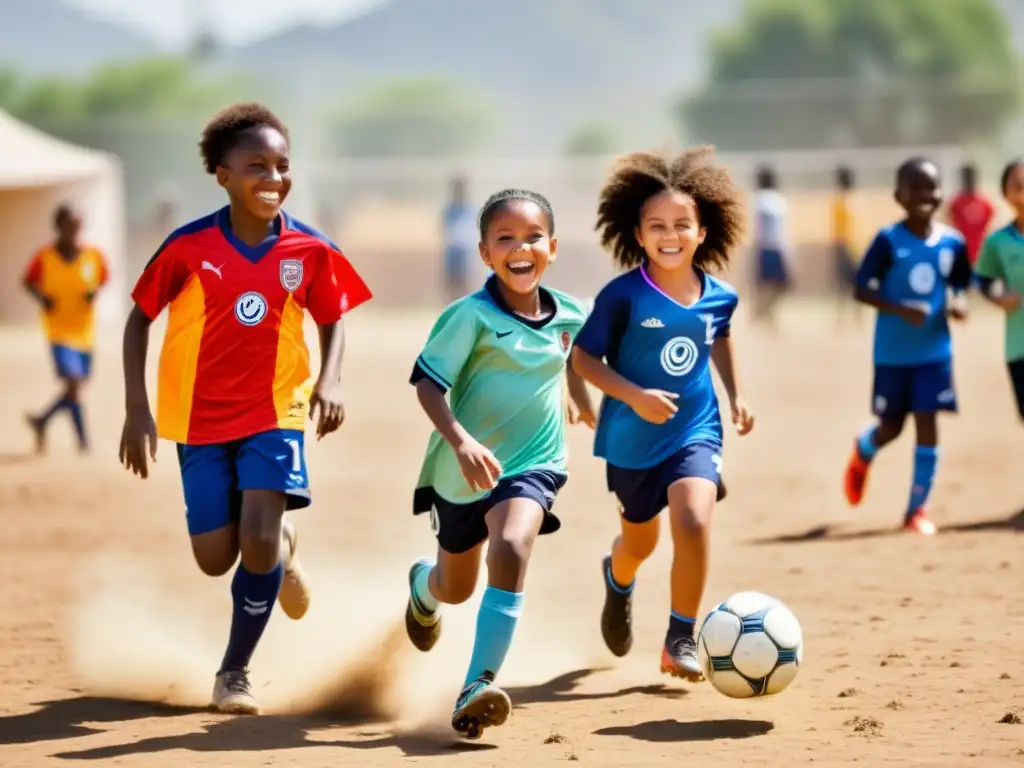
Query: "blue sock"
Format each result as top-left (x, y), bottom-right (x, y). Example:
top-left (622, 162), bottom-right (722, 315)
top-left (39, 396), bottom-right (69, 426)
top-left (219, 562), bottom-right (284, 674)
top-left (463, 586), bottom-right (524, 687)
top-left (856, 424), bottom-right (879, 462)
top-left (67, 400), bottom-right (87, 449)
top-left (907, 445), bottom-right (939, 516)
top-left (605, 556), bottom-right (634, 594)
top-left (668, 612), bottom-right (696, 640)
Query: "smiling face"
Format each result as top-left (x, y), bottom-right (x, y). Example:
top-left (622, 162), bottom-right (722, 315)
top-left (635, 189), bottom-right (706, 272)
top-left (215, 125), bottom-right (291, 223)
top-left (479, 199), bottom-right (556, 295)
top-left (896, 161), bottom-right (942, 225)
top-left (1003, 164), bottom-right (1024, 216)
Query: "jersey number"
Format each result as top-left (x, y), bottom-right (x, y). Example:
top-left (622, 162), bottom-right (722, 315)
top-left (701, 313), bottom-right (716, 345)
top-left (286, 439), bottom-right (302, 473)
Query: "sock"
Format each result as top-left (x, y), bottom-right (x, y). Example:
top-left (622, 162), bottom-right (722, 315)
top-left (218, 562), bottom-right (284, 674)
top-left (907, 445), bottom-right (939, 516)
top-left (605, 555), bottom-right (634, 594)
top-left (856, 424), bottom-right (879, 462)
top-left (412, 562), bottom-right (440, 614)
top-left (463, 586), bottom-right (524, 687)
top-left (67, 400), bottom-right (87, 449)
top-left (38, 396), bottom-right (69, 427)
top-left (668, 612), bottom-right (696, 641)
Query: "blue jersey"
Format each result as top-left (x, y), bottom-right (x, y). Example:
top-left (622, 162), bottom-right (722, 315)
top-left (574, 266), bottom-right (738, 470)
top-left (855, 223), bottom-right (971, 366)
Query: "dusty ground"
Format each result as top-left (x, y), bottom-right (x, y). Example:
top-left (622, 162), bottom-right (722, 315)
top-left (0, 298), bottom-right (1022, 768)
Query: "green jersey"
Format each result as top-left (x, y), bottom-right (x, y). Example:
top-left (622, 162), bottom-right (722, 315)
top-left (412, 277), bottom-right (589, 507)
top-left (975, 224), bottom-right (1024, 362)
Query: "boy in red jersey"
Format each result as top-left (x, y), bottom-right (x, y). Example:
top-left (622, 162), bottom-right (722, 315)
top-left (118, 102), bottom-right (372, 714)
top-left (947, 164), bottom-right (994, 266)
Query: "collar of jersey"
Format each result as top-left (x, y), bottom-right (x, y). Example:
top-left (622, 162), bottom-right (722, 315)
top-left (217, 205), bottom-right (284, 264)
top-left (484, 274), bottom-right (557, 329)
top-left (640, 262), bottom-right (708, 309)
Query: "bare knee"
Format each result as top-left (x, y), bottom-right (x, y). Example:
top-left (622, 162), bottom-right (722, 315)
top-left (619, 519), bottom-right (659, 561)
top-left (191, 527), bottom-right (238, 576)
top-left (436, 570), bottom-right (476, 605)
top-left (239, 491), bottom-right (286, 574)
top-left (876, 417), bottom-right (905, 446)
top-left (433, 547), bottom-right (482, 605)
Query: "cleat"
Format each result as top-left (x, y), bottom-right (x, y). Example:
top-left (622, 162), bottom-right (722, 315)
top-left (600, 554), bottom-right (633, 657)
top-left (25, 413), bottom-right (45, 455)
top-left (844, 443), bottom-right (871, 506)
top-left (277, 515), bottom-right (311, 620)
top-left (211, 669), bottom-right (259, 714)
top-left (405, 558), bottom-right (441, 652)
top-left (903, 509), bottom-right (937, 536)
top-left (660, 635), bottom-right (704, 683)
top-left (451, 672), bottom-right (510, 739)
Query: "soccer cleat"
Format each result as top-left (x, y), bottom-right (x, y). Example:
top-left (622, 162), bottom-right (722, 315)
top-left (843, 444), bottom-right (871, 506)
top-left (600, 554), bottom-right (633, 657)
top-left (25, 414), bottom-right (45, 455)
top-left (211, 668), bottom-right (259, 714)
top-left (451, 671), bottom-right (511, 740)
top-left (405, 558), bottom-right (441, 652)
top-left (277, 515), bottom-right (311, 620)
top-left (660, 635), bottom-right (704, 683)
top-left (903, 509), bottom-right (937, 536)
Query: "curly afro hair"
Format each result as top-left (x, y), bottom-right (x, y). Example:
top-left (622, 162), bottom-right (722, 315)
top-left (595, 146), bottom-right (745, 272)
top-left (478, 188), bottom-right (555, 238)
top-left (199, 101), bottom-right (290, 175)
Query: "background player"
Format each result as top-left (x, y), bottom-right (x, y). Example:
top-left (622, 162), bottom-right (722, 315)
top-left (403, 189), bottom-right (593, 739)
top-left (571, 147), bottom-right (754, 682)
top-left (973, 159), bottom-right (1024, 421)
top-left (947, 163), bottom-right (994, 269)
top-left (843, 157), bottom-right (972, 535)
top-left (118, 102), bottom-right (372, 715)
top-left (832, 165), bottom-right (862, 328)
top-left (22, 204), bottom-right (109, 455)
top-left (441, 175), bottom-right (478, 303)
top-left (751, 163), bottom-right (789, 328)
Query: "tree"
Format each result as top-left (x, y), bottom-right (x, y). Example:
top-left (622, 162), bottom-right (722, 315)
top-left (679, 0), bottom-right (1021, 150)
top-left (328, 77), bottom-right (492, 157)
top-left (563, 123), bottom-right (618, 156)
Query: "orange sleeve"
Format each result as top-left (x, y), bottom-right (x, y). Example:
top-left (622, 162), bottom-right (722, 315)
top-left (23, 250), bottom-right (44, 286)
top-left (306, 244), bottom-right (373, 324)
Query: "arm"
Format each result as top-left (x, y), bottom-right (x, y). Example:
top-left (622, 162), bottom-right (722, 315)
top-left (570, 346), bottom-right (644, 407)
top-left (946, 240), bottom-right (972, 320)
top-left (119, 304), bottom-right (158, 478)
top-left (565, 358), bottom-right (596, 428)
top-left (974, 236), bottom-right (1022, 312)
top-left (22, 254), bottom-right (53, 310)
top-left (710, 318), bottom-right (755, 435)
top-left (853, 233), bottom-right (925, 325)
top-left (415, 378), bottom-right (475, 450)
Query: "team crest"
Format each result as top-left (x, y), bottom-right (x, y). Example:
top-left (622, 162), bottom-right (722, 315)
top-left (280, 259), bottom-right (303, 292)
top-left (560, 331), bottom-right (571, 352)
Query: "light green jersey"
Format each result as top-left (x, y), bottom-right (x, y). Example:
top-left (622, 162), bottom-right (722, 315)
top-left (413, 279), bottom-right (589, 506)
top-left (975, 223), bottom-right (1024, 362)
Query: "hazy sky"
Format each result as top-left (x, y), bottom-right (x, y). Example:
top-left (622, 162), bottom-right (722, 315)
top-left (66, 0), bottom-right (385, 46)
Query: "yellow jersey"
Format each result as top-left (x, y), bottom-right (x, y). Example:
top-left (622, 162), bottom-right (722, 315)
top-left (23, 244), bottom-right (109, 351)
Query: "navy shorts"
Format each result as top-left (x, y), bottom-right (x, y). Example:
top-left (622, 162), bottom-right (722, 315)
top-left (872, 360), bottom-right (957, 421)
top-left (51, 344), bottom-right (92, 380)
top-left (1008, 358), bottom-right (1024, 420)
top-left (176, 428), bottom-right (311, 536)
top-left (414, 470), bottom-right (567, 555)
top-left (607, 442), bottom-right (723, 524)
top-left (834, 243), bottom-right (857, 290)
top-left (757, 248), bottom-right (789, 286)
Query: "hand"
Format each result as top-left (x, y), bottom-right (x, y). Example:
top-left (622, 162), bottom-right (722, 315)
top-left (85, 291), bottom-right (97, 304)
top-left (39, 294), bottom-right (55, 312)
top-left (899, 305), bottom-right (929, 327)
top-left (628, 389), bottom-right (679, 425)
top-left (454, 436), bottom-right (503, 492)
top-left (998, 293), bottom-right (1023, 313)
top-left (567, 397), bottom-right (597, 429)
top-left (730, 396), bottom-right (755, 436)
top-left (309, 379), bottom-right (345, 440)
top-left (119, 404), bottom-right (157, 478)
top-left (947, 304), bottom-right (969, 321)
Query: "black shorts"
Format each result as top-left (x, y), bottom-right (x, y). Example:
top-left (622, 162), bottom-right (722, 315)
top-left (607, 442), bottom-right (723, 524)
top-left (1008, 358), bottom-right (1024, 420)
top-left (413, 470), bottom-right (567, 554)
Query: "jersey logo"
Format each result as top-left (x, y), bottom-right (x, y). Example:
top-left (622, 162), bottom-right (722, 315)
top-left (201, 260), bottom-right (224, 279)
top-left (280, 259), bottom-right (303, 292)
top-left (235, 291), bottom-right (268, 326)
top-left (700, 313), bottom-right (716, 345)
top-left (896, 248), bottom-right (910, 260)
top-left (938, 248), bottom-right (954, 277)
top-left (496, 330), bottom-right (513, 339)
top-left (908, 263), bottom-right (936, 295)
top-left (641, 317), bottom-right (664, 328)
top-left (560, 331), bottom-right (571, 352)
top-left (660, 336), bottom-right (699, 377)
top-left (80, 261), bottom-right (96, 281)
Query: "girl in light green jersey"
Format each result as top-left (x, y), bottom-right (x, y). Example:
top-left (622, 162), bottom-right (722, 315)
top-left (975, 160), bottom-right (1024, 419)
top-left (403, 188), bottom-right (595, 740)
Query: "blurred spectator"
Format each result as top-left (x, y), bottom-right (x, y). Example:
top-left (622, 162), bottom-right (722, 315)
top-left (947, 163), bottom-right (994, 266)
top-left (441, 175), bottom-right (477, 303)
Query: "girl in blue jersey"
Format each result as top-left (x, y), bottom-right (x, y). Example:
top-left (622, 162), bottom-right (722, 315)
top-left (572, 146), bottom-right (755, 681)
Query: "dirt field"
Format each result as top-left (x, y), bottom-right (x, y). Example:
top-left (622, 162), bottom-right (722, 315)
top-left (1, 299), bottom-right (1022, 768)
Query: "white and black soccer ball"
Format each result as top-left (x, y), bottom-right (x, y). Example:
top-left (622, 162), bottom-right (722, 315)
top-left (697, 591), bottom-right (803, 699)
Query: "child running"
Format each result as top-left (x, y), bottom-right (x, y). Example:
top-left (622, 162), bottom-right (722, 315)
top-left (23, 204), bottom-right (109, 454)
top-left (118, 102), bottom-right (372, 714)
top-left (403, 188), bottom-right (594, 739)
top-left (973, 159), bottom-right (1024, 421)
top-left (843, 157), bottom-right (972, 535)
top-left (571, 147), bottom-right (754, 681)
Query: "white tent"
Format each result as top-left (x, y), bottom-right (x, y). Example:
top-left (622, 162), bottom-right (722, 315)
top-left (0, 110), bottom-right (125, 329)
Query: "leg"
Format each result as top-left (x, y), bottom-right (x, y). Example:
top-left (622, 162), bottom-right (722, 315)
top-left (902, 361), bottom-right (956, 534)
top-left (1007, 359), bottom-right (1024, 423)
top-left (63, 375), bottom-right (89, 453)
top-left (845, 365), bottom-right (910, 506)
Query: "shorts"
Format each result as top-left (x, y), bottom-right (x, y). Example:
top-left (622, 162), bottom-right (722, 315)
top-left (757, 248), bottom-right (789, 286)
top-left (872, 361), bottom-right (957, 421)
top-left (414, 470), bottom-right (567, 555)
top-left (834, 243), bottom-right (857, 290)
top-left (1007, 358), bottom-right (1024, 420)
top-left (51, 344), bottom-right (92, 380)
top-left (176, 428), bottom-right (311, 536)
top-left (607, 441), bottom-right (723, 524)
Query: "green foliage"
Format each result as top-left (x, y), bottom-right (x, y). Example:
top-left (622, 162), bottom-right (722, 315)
top-left (329, 77), bottom-right (492, 157)
top-left (563, 123), bottom-right (618, 156)
top-left (681, 0), bottom-right (1021, 150)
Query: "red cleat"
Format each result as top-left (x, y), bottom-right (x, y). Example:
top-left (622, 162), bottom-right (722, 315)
top-left (902, 509), bottom-right (937, 536)
top-left (844, 444), bottom-right (871, 506)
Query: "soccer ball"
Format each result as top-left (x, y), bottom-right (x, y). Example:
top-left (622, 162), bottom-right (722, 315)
top-left (697, 591), bottom-right (803, 698)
